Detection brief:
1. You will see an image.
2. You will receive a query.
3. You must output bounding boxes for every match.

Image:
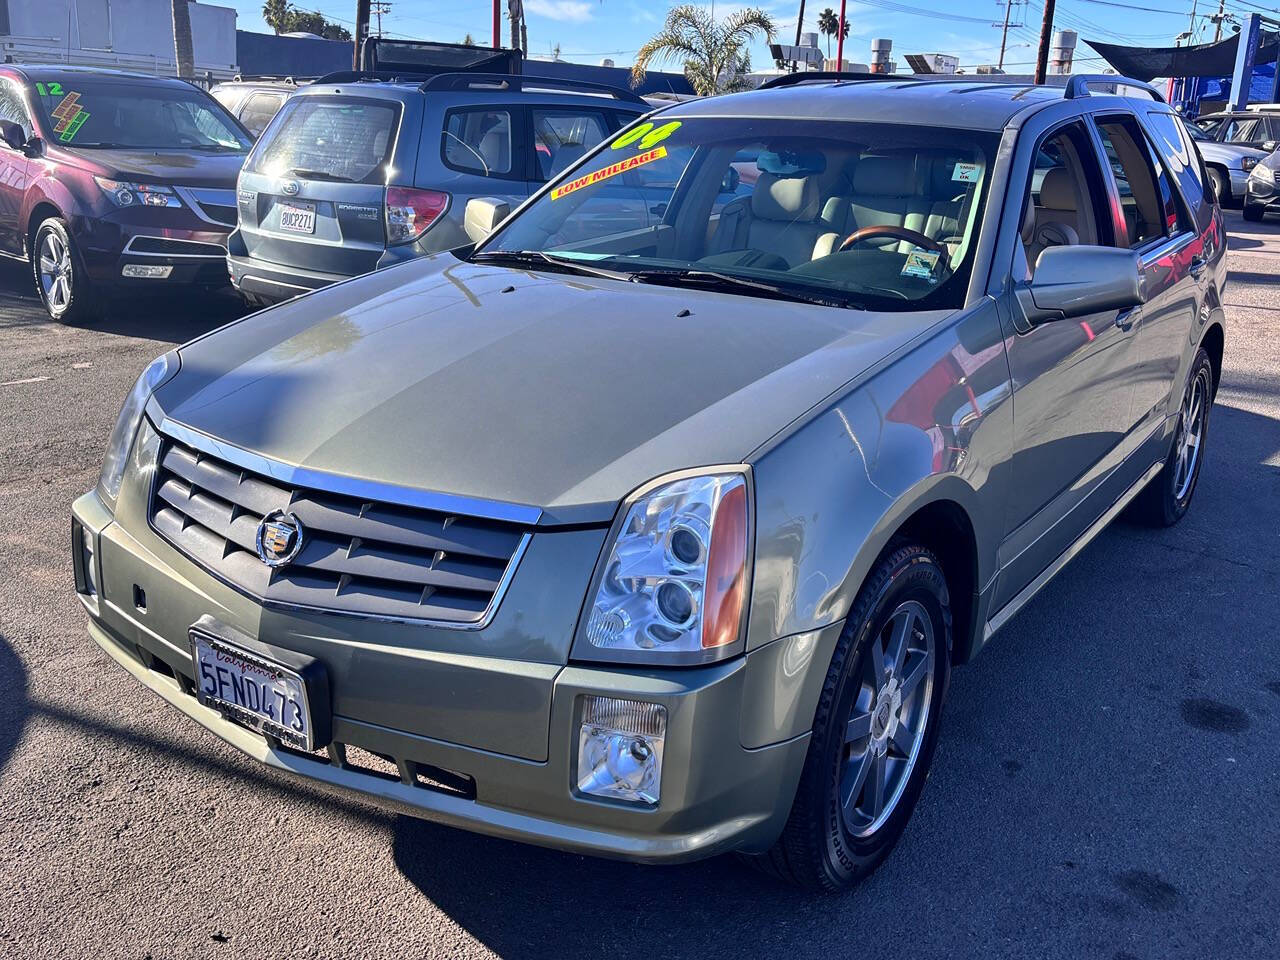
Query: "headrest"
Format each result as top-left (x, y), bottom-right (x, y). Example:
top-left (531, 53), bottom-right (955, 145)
top-left (751, 172), bottom-right (821, 221)
top-left (1039, 166), bottom-right (1077, 211)
top-left (852, 156), bottom-right (915, 197)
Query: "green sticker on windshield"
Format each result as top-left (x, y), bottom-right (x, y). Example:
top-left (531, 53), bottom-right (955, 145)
top-left (611, 120), bottom-right (681, 151)
top-left (50, 91), bottom-right (90, 142)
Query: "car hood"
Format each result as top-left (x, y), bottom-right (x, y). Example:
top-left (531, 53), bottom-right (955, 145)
top-left (60, 147), bottom-right (245, 187)
top-left (1197, 140), bottom-right (1266, 166)
top-left (157, 258), bottom-right (950, 523)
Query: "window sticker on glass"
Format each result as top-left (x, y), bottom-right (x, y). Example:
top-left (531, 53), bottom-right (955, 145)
top-left (611, 120), bottom-right (681, 151)
top-left (551, 145), bottom-right (667, 200)
top-left (50, 92), bottom-right (90, 142)
top-left (952, 162), bottom-right (981, 183)
top-left (901, 249), bottom-right (941, 281)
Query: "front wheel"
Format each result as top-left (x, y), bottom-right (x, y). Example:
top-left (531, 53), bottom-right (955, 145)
top-left (748, 542), bottom-right (951, 890)
top-left (31, 217), bottom-right (96, 323)
top-left (1208, 168), bottom-right (1229, 205)
top-left (1133, 348), bottom-right (1214, 527)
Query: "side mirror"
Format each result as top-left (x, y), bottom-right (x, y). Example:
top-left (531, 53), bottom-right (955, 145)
top-left (1020, 245), bottom-right (1142, 326)
top-left (0, 119), bottom-right (25, 152)
top-left (1263, 139), bottom-right (1278, 153)
top-left (720, 166), bottom-right (741, 194)
top-left (464, 196), bottom-right (511, 244)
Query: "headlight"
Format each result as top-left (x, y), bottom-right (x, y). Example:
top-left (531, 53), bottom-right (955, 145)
top-left (1250, 163), bottom-right (1275, 183)
top-left (93, 177), bottom-right (182, 208)
top-left (574, 469), bottom-right (751, 665)
top-left (1242, 157), bottom-right (1260, 172)
top-left (97, 352), bottom-right (178, 507)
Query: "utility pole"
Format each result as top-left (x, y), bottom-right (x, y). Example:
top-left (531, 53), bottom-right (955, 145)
top-left (1212, 0), bottom-right (1227, 42)
top-left (354, 0), bottom-right (370, 68)
top-left (836, 0), bottom-right (847, 70)
top-left (998, 0), bottom-right (1015, 71)
top-left (371, 0), bottom-right (390, 38)
top-left (1186, 0), bottom-right (1199, 44)
top-left (1033, 0), bottom-right (1055, 84)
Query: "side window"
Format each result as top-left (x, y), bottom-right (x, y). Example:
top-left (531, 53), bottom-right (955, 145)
top-left (1263, 116), bottom-right (1280, 144)
top-left (1095, 116), bottom-right (1172, 247)
top-left (442, 108), bottom-right (514, 178)
top-left (238, 93), bottom-right (285, 138)
top-left (1018, 121), bottom-right (1110, 278)
top-left (1145, 111), bottom-right (1210, 209)
top-left (0, 79), bottom-right (32, 139)
top-left (1222, 117), bottom-right (1258, 142)
top-left (531, 109), bottom-right (608, 180)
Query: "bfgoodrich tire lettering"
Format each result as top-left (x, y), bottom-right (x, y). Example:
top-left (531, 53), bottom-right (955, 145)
top-left (748, 542), bottom-right (952, 890)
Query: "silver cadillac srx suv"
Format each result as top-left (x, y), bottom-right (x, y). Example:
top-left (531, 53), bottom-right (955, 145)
top-left (73, 75), bottom-right (1226, 890)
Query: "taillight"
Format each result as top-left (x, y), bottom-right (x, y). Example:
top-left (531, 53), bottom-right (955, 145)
top-left (385, 187), bottom-right (449, 245)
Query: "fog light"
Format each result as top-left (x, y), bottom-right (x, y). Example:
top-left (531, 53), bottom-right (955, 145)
top-left (577, 696), bottom-right (666, 805)
top-left (122, 265), bottom-right (172, 279)
top-left (80, 526), bottom-right (97, 596)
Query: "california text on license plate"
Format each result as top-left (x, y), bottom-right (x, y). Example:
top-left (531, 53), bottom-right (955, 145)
top-left (189, 631), bottom-right (314, 750)
top-left (278, 201), bottom-right (316, 234)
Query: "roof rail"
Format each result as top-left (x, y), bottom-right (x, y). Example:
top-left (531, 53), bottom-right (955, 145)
top-left (1062, 74), bottom-right (1165, 103)
top-left (229, 74), bottom-right (314, 85)
top-left (313, 69), bottom-right (418, 85)
top-left (419, 72), bottom-right (647, 105)
top-left (758, 71), bottom-right (885, 90)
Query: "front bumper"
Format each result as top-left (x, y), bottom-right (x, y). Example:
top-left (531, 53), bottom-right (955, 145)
top-left (73, 205), bottom-right (232, 287)
top-left (72, 489), bottom-right (820, 864)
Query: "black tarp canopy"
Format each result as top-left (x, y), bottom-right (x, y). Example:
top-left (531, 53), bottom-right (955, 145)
top-left (1086, 35), bottom-right (1278, 81)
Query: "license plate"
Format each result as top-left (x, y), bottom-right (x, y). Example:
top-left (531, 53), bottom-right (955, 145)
top-left (278, 201), bottom-right (316, 234)
top-left (189, 630), bottom-right (314, 750)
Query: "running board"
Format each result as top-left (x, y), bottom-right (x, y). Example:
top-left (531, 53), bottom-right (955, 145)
top-left (983, 458), bottom-right (1164, 642)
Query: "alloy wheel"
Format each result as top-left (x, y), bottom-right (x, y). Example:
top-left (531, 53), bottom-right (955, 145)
top-left (839, 598), bottom-right (936, 838)
top-left (1172, 365), bottom-right (1210, 502)
top-left (38, 229), bottom-right (73, 314)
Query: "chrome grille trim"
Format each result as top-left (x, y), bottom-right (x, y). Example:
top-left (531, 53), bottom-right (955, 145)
top-left (173, 186), bottom-right (239, 227)
top-left (146, 418), bottom-right (534, 628)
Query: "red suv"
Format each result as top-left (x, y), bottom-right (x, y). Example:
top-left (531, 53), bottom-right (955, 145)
top-left (0, 65), bottom-right (252, 321)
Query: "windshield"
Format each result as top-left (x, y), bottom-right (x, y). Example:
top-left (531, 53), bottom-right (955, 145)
top-left (478, 117), bottom-right (998, 311)
top-left (31, 77), bottom-right (250, 151)
top-left (247, 96), bottom-right (400, 184)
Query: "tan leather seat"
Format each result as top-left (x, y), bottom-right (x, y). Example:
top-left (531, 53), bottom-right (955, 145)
top-left (706, 172), bottom-right (837, 268)
top-left (1023, 166), bottom-right (1082, 265)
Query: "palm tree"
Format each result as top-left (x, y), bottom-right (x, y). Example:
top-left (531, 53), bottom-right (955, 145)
top-left (816, 7), bottom-right (847, 58)
top-left (171, 0), bottom-right (195, 78)
top-left (631, 5), bottom-right (776, 97)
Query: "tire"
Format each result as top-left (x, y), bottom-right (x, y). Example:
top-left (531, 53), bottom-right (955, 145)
top-left (1208, 168), bottom-right (1230, 205)
top-left (1133, 348), bottom-right (1214, 527)
top-left (31, 217), bottom-right (96, 323)
top-left (1243, 200), bottom-right (1265, 222)
top-left (747, 542), bottom-right (952, 890)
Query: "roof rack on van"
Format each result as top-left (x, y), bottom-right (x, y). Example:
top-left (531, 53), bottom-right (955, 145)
top-left (418, 72), bottom-right (648, 105)
top-left (1062, 74), bottom-right (1165, 103)
top-left (758, 71), bottom-right (886, 89)
top-left (230, 74), bottom-right (310, 84)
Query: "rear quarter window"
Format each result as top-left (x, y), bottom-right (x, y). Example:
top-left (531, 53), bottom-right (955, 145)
top-left (249, 97), bottom-right (400, 184)
top-left (1146, 111), bottom-right (1212, 206)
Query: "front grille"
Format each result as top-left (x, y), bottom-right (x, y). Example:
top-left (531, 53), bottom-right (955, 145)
top-left (126, 236), bottom-right (227, 257)
top-left (149, 433), bottom-right (530, 624)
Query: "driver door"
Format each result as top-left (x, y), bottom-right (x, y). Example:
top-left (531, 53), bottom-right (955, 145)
top-left (0, 77), bottom-right (33, 257)
top-left (991, 117), bottom-right (1144, 612)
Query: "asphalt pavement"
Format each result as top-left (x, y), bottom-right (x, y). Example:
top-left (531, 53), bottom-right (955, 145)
top-left (1, 215), bottom-right (1277, 960)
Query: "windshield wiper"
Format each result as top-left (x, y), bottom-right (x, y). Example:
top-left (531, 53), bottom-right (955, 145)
top-left (470, 250), bottom-right (636, 282)
top-left (279, 168), bottom-right (354, 182)
top-left (628, 268), bottom-right (860, 308)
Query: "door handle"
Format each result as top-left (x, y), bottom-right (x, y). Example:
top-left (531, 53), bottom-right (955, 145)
top-left (1115, 307), bottom-right (1139, 331)
top-left (1189, 256), bottom-right (1208, 278)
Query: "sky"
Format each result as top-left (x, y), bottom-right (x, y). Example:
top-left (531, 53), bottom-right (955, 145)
top-left (222, 0), bottom-right (1280, 74)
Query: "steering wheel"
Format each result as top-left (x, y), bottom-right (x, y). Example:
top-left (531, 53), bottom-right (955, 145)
top-left (837, 225), bottom-right (948, 256)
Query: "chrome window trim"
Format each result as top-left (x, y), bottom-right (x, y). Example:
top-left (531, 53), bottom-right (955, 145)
top-left (143, 414), bottom-right (540, 630)
top-left (172, 186), bottom-right (238, 227)
top-left (123, 235), bottom-right (227, 259)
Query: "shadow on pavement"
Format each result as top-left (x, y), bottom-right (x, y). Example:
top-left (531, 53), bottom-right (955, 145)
top-left (0, 632), bottom-right (29, 780)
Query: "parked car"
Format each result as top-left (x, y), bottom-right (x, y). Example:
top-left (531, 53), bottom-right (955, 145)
top-left (1192, 108), bottom-right (1280, 151)
top-left (75, 75), bottom-right (1225, 891)
top-left (0, 65), bottom-right (252, 321)
top-left (1182, 120), bottom-right (1266, 205)
top-left (1242, 145), bottom-right (1280, 220)
top-left (226, 72), bottom-right (650, 305)
top-left (210, 76), bottom-right (305, 138)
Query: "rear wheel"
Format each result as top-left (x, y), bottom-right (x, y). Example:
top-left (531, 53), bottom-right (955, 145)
top-left (31, 217), bottom-right (95, 323)
top-left (748, 543), bottom-right (951, 890)
top-left (1133, 348), bottom-right (1214, 527)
